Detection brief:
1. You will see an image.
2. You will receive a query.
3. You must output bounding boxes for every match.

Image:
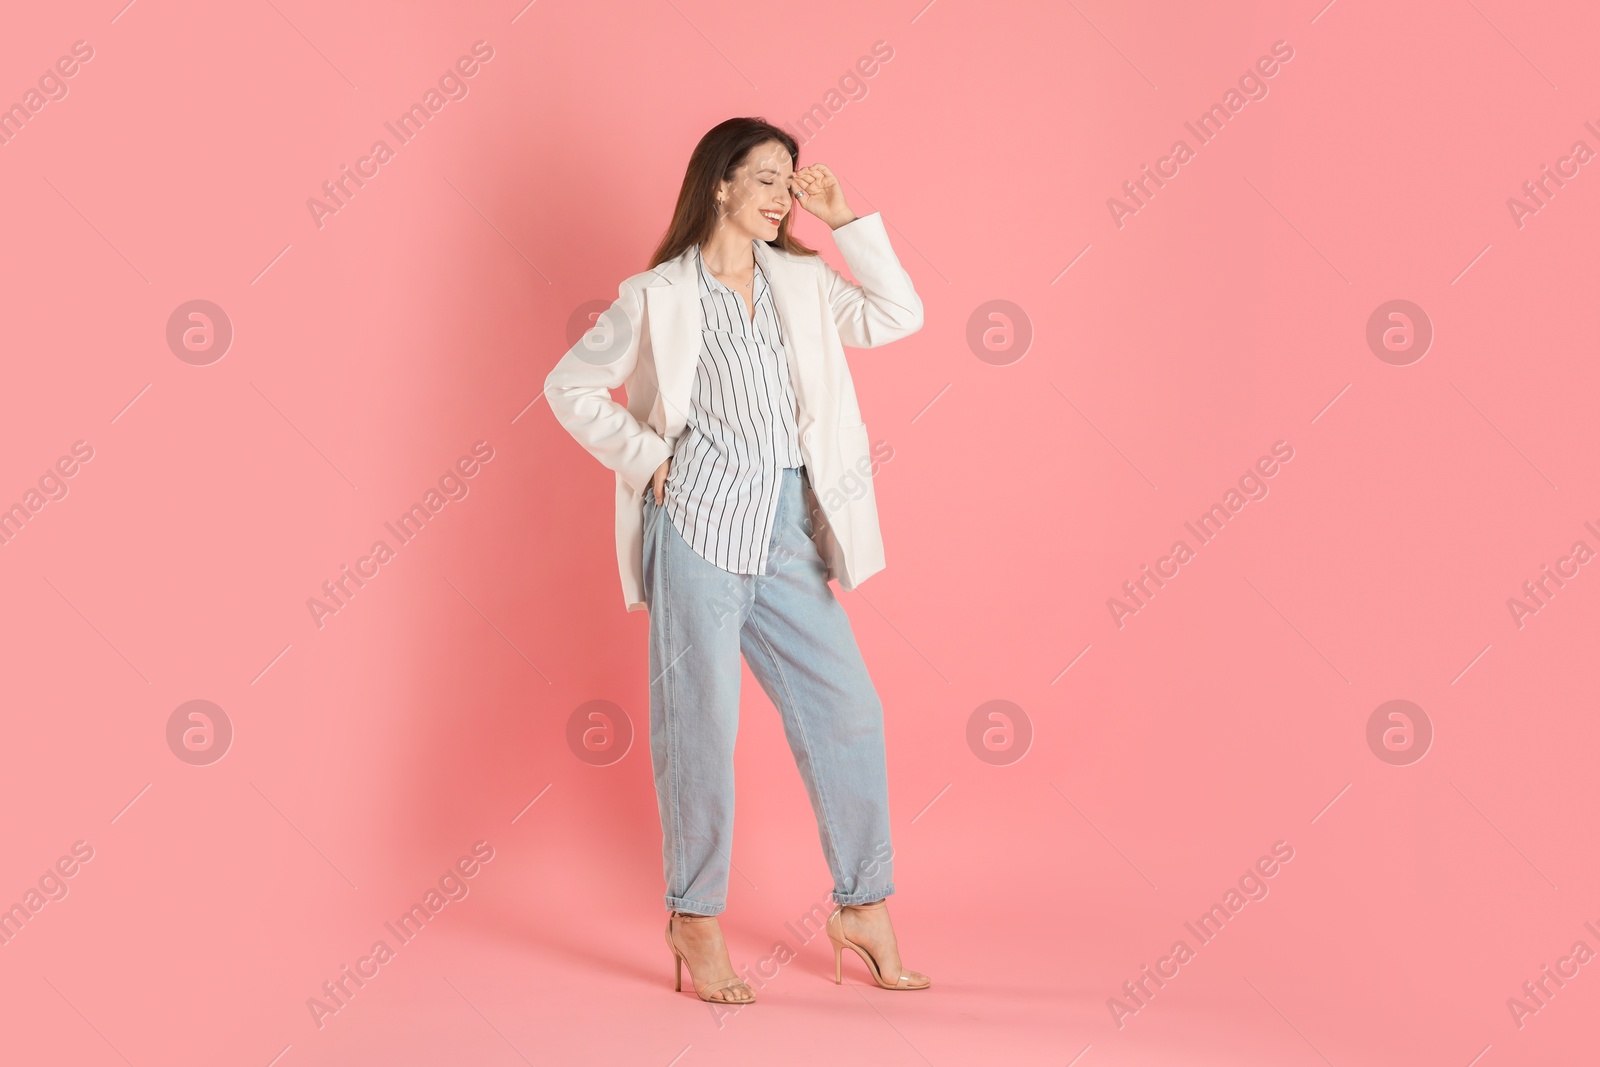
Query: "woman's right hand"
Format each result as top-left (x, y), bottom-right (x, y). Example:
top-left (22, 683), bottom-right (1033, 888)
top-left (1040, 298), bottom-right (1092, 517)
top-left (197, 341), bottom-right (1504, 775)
top-left (648, 457), bottom-right (671, 505)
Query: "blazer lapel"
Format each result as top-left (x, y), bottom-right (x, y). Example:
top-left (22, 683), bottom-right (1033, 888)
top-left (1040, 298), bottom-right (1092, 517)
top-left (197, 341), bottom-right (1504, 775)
top-left (643, 250), bottom-right (698, 438)
top-left (755, 239), bottom-right (820, 432)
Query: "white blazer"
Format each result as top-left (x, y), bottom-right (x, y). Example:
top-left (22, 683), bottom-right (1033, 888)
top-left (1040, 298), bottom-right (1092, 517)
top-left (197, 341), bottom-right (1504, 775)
top-left (543, 211), bottom-right (924, 613)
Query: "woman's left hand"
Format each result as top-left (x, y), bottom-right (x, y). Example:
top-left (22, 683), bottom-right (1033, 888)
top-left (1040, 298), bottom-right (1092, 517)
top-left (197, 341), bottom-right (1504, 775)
top-left (791, 164), bottom-right (856, 230)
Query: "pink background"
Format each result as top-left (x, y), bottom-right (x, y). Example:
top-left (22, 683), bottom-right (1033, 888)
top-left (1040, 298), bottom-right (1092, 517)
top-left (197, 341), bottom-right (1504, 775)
top-left (2, 1), bottom-right (1597, 1064)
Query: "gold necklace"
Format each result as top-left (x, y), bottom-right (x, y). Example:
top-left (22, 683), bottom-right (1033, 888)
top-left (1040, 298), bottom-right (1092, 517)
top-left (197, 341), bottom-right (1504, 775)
top-left (702, 242), bottom-right (755, 290)
top-left (710, 263), bottom-right (753, 290)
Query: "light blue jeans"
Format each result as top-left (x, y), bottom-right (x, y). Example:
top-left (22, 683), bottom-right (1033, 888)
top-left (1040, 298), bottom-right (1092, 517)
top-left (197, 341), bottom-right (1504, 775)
top-left (641, 464), bottom-right (895, 916)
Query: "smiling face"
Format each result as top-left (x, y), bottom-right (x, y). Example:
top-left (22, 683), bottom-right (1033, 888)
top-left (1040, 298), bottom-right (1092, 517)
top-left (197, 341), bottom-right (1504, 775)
top-left (715, 139), bottom-right (795, 241)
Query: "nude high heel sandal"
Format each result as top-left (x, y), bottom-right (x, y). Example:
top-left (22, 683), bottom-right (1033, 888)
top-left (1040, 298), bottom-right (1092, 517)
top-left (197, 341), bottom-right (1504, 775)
top-left (826, 900), bottom-right (931, 990)
top-left (664, 912), bottom-right (756, 1004)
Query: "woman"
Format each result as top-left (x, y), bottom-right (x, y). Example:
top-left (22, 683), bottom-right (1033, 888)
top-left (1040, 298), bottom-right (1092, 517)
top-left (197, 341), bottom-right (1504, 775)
top-left (544, 117), bottom-right (929, 1004)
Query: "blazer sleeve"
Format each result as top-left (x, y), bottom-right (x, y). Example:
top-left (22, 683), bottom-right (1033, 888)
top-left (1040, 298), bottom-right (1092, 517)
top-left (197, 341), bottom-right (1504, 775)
top-left (542, 277), bottom-right (673, 495)
top-left (822, 211), bottom-right (925, 348)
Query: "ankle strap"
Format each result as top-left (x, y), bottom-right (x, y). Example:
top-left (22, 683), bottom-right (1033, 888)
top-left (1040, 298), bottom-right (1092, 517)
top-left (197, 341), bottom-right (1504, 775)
top-left (671, 910), bottom-right (717, 922)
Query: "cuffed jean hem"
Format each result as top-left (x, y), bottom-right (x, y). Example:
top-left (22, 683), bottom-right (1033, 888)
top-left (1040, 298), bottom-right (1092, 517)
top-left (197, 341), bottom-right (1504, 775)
top-left (833, 884), bottom-right (896, 906)
top-left (665, 894), bottom-right (726, 916)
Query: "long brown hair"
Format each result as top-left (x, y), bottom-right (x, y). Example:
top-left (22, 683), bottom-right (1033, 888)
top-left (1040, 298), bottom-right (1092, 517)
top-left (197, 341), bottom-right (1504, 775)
top-left (648, 118), bottom-right (819, 270)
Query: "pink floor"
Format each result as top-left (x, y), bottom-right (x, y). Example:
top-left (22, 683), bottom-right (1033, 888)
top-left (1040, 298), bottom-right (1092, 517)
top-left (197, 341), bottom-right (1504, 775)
top-left (3, 0), bottom-right (1598, 1064)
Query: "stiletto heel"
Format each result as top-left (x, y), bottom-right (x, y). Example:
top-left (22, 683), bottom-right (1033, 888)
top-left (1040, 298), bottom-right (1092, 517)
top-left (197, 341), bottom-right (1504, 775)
top-left (664, 912), bottom-right (756, 1004)
top-left (664, 922), bottom-right (682, 990)
top-left (826, 900), bottom-right (931, 990)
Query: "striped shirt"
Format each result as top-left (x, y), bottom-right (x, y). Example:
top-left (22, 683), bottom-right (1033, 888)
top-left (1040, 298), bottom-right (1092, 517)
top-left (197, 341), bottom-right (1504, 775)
top-left (660, 242), bottom-right (804, 575)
